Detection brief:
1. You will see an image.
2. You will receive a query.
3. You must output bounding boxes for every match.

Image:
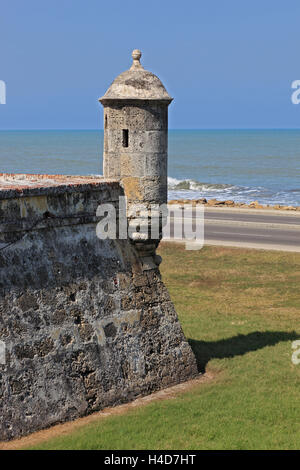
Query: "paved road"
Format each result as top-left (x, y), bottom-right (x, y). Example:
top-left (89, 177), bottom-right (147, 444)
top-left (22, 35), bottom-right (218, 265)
top-left (165, 207), bottom-right (300, 252)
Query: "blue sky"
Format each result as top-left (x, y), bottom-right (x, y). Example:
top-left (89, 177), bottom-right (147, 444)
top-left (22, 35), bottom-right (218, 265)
top-left (1, 0), bottom-right (300, 129)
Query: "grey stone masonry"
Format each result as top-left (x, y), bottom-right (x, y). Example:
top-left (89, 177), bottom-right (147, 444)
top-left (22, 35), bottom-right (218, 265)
top-left (0, 174), bottom-right (198, 441)
top-left (100, 51), bottom-right (173, 256)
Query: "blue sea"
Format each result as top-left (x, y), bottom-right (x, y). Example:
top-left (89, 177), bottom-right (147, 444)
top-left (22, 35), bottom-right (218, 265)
top-left (0, 129), bottom-right (300, 206)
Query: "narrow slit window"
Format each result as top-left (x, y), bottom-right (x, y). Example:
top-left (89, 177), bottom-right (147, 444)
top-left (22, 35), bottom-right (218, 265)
top-left (122, 129), bottom-right (129, 147)
top-left (105, 115), bottom-right (108, 129)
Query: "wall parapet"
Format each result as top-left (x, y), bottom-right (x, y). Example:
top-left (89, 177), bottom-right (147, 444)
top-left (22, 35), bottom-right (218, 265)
top-left (0, 174), bottom-right (121, 237)
top-left (0, 173), bottom-right (120, 200)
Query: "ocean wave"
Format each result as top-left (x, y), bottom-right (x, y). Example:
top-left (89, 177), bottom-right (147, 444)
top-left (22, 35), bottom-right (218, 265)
top-left (167, 177), bottom-right (236, 192)
top-left (167, 177), bottom-right (300, 206)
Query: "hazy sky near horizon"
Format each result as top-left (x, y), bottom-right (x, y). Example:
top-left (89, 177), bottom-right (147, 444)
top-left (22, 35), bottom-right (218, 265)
top-left (1, 0), bottom-right (300, 129)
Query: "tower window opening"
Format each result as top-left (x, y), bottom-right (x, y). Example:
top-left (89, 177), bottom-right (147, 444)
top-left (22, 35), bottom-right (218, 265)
top-left (122, 129), bottom-right (129, 147)
top-left (105, 115), bottom-right (108, 129)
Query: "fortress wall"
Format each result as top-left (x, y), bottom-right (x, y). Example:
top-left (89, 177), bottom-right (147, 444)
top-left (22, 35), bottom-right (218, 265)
top-left (0, 174), bottom-right (197, 441)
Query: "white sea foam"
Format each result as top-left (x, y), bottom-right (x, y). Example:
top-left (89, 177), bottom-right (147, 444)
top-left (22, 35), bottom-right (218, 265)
top-left (167, 177), bottom-right (299, 206)
top-left (167, 177), bottom-right (236, 192)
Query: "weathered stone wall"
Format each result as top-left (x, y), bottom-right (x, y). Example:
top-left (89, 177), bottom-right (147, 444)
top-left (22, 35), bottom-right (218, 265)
top-left (0, 175), bottom-right (197, 441)
top-left (103, 101), bottom-right (168, 206)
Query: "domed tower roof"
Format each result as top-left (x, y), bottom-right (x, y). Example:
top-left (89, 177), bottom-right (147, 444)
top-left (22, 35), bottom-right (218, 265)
top-left (99, 50), bottom-right (173, 103)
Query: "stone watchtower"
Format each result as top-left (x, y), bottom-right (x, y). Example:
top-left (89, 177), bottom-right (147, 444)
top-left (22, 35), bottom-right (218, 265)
top-left (99, 50), bottom-right (172, 260)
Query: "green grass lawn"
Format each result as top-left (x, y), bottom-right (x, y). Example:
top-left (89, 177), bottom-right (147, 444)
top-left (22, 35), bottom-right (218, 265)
top-left (28, 244), bottom-right (300, 450)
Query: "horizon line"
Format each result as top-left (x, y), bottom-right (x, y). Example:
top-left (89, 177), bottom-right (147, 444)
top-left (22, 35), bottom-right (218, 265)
top-left (1, 127), bottom-right (300, 132)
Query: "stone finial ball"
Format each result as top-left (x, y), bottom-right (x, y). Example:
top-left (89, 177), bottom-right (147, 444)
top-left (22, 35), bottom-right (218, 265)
top-left (132, 49), bottom-right (142, 61)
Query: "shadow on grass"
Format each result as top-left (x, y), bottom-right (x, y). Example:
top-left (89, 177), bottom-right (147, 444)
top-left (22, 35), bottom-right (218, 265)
top-left (189, 331), bottom-right (299, 373)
